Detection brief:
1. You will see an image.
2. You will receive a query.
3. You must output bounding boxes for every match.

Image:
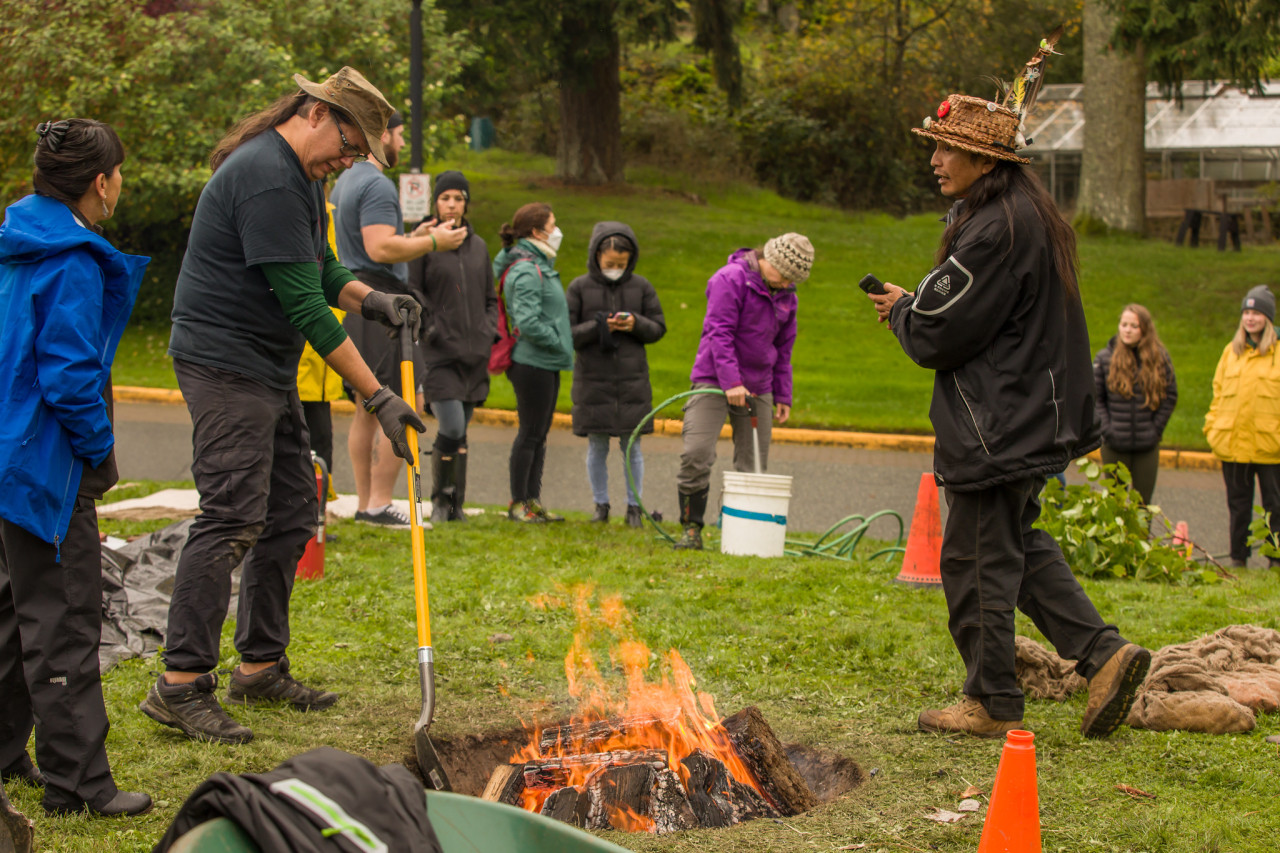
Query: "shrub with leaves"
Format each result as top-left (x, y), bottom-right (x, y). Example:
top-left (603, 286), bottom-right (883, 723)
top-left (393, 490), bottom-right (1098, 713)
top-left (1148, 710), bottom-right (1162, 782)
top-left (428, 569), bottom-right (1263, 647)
top-left (1036, 459), bottom-right (1218, 584)
top-left (1248, 511), bottom-right (1280, 571)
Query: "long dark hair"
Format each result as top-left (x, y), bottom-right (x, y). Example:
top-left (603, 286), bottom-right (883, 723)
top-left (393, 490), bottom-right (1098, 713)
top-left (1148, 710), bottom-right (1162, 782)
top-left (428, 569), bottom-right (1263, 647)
top-left (499, 202), bottom-right (553, 248)
top-left (936, 159), bottom-right (1079, 299)
top-left (33, 119), bottom-right (125, 205)
top-left (209, 92), bottom-right (351, 172)
top-left (1108, 304), bottom-right (1170, 410)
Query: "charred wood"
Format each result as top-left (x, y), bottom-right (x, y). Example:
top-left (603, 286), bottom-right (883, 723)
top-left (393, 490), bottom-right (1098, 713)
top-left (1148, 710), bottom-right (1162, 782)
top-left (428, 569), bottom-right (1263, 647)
top-left (523, 749), bottom-right (667, 789)
top-left (720, 705), bottom-right (818, 816)
top-left (480, 763), bottom-right (526, 805)
top-left (537, 711), bottom-right (680, 752)
top-left (540, 785), bottom-right (589, 827)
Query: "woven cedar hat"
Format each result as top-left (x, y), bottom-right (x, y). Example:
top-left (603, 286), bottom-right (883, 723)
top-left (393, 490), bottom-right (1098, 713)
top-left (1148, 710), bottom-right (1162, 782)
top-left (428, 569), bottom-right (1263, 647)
top-left (912, 95), bottom-right (1029, 164)
top-left (293, 66), bottom-right (395, 168)
top-left (912, 28), bottom-right (1064, 165)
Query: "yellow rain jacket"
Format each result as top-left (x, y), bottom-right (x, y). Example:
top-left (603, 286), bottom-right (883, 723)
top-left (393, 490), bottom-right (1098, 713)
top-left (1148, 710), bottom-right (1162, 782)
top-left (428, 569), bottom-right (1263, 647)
top-left (297, 201), bottom-right (346, 402)
top-left (1204, 341), bottom-right (1280, 464)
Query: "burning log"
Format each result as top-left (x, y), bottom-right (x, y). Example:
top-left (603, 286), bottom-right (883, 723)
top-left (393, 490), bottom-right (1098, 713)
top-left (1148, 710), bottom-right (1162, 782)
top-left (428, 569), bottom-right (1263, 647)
top-left (537, 711), bottom-right (680, 752)
top-left (522, 749), bottom-right (667, 789)
top-left (680, 749), bottom-right (776, 827)
top-left (721, 706), bottom-right (819, 816)
top-left (480, 763), bottom-right (525, 805)
top-left (584, 764), bottom-right (697, 834)
top-left (539, 785), bottom-right (589, 827)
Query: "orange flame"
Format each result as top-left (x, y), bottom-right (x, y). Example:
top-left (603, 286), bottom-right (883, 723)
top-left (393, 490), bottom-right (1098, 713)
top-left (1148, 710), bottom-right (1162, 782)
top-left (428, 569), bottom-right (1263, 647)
top-left (609, 805), bottom-right (656, 833)
top-left (510, 586), bottom-right (767, 822)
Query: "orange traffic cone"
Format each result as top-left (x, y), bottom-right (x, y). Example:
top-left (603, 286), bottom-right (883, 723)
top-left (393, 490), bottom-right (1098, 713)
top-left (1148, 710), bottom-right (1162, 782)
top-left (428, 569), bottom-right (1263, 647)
top-left (1171, 521), bottom-right (1192, 558)
top-left (895, 473), bottom-right (943, 586)
top-left (977, 730), bottom-right (1042, 853)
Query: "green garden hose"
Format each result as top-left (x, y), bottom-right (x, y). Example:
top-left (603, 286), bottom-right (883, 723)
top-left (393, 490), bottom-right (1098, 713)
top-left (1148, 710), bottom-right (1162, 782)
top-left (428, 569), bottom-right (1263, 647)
top-left (623, 390), bottom-right (906, 561)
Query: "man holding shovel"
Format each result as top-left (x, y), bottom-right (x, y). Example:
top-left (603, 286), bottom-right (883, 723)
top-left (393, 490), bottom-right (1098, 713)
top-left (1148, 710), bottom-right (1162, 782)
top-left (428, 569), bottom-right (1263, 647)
top-left (865, 45), bottom-right (1151, 738)
top-left (141, 68), bottom-right (425, 745)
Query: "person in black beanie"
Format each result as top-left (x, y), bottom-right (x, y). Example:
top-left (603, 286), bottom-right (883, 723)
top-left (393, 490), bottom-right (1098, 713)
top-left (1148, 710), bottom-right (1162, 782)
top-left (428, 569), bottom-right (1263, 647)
top-left (407, 171), bottom-right (498, 522)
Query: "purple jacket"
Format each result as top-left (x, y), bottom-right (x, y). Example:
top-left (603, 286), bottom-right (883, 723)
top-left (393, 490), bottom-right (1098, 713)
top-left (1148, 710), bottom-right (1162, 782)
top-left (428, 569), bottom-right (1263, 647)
top-left (690, 249), bottom-right (798, 404)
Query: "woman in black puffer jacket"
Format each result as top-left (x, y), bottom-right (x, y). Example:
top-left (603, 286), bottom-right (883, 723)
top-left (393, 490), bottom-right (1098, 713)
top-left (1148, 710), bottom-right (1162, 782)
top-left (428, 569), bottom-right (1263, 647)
top-left (1093, 304), bottom-right (1177, 505)
top-left (566, 222), bottom-right (666, 527)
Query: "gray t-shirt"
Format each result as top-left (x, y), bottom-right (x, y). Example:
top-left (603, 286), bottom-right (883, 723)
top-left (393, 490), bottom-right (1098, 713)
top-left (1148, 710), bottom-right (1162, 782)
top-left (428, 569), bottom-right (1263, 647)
top-left (329, 160), bottom-right (407, 289)
top-left (168, 129), bottom-right (327, 389)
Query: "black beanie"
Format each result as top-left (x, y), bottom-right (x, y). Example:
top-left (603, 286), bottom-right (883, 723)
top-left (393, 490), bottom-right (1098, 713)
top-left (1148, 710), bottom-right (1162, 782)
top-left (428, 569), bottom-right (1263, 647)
top-left (1242, 285), bottom-right (1276, 323)
top-left (386, 111), bottom-right (404, 130)
top-left (432, 170), bottom-right (470, 209)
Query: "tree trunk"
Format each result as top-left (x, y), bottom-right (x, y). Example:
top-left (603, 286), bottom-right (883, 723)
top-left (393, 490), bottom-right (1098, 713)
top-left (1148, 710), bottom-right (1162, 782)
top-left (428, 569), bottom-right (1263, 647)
top-left (556, 2), bottom-right (623, 184)
top-left (1078, 0), bottom-right (1147, 233)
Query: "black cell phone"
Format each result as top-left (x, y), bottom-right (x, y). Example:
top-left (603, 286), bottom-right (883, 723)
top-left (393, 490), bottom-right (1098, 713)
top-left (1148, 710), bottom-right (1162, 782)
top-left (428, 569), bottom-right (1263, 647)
top-left (859, 273), bottom-right (887, 295)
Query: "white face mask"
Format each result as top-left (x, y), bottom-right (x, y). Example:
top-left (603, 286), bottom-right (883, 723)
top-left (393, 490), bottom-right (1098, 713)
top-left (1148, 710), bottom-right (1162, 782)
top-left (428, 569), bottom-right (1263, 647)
top-left (544, 226), bottom-right (564, 253)
top-left (601, 268), bottom-right (625, 281)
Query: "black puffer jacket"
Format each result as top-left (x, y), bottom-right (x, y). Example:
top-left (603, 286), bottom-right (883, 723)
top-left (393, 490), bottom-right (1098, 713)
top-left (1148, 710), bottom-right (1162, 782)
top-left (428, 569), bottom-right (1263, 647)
top-left (889, 189), bottom-right (1101, 491)
top-left (566, 222), bottom-right (666, 436)
top-left (406, 220), bottom-right (498, 404)
top-left (1093, 336), bottom-right (1177, 452)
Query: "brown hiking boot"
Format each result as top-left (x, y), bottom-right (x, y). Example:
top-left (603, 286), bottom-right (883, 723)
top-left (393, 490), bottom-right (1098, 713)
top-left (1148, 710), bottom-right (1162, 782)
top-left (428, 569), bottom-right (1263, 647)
top-left (1080, 643), bottom-right (1151, 739)
top-left (139, 672), bottom-right (254, 744)
top-left (918, 696), bottom-right (1021, 738)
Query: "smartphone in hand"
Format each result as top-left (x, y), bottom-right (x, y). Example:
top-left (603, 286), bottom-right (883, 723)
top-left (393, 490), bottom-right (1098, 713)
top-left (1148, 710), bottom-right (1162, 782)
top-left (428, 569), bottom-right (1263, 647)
top-left (859, 274), bottom-right (887, 295)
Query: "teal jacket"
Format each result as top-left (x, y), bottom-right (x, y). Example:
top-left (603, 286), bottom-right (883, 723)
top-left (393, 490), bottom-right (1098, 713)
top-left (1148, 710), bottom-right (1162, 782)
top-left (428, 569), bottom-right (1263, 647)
top-left (493, 240), bottom-right (572, 371)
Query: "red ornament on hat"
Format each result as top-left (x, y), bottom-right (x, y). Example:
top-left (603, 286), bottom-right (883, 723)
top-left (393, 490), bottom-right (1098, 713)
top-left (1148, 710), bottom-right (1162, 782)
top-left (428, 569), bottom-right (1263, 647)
top-left (937, 101), bottom-right (951, 118)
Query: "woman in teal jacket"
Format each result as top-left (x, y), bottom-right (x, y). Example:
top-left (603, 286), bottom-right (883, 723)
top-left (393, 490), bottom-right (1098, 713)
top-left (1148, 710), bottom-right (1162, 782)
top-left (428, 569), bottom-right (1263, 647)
top-left (493, 202), bottom-right (573, 521)
top-left (0, 120), bottom-right (151, 817)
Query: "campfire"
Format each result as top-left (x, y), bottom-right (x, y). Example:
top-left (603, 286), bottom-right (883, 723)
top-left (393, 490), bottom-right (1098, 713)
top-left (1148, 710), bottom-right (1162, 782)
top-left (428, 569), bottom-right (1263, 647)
top-left (480, 588), bottom-right (818, 833)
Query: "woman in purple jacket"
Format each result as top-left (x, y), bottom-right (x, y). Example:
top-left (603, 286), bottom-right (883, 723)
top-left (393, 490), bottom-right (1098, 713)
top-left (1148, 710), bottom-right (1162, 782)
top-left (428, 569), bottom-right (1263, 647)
top-left (674, 233), bottom-right (814, 550)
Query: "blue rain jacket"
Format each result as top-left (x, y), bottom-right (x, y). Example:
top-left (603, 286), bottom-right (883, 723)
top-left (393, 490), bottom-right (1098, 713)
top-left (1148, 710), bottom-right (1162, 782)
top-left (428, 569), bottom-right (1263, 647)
top-left (0, 194), bottom-right (148, 545)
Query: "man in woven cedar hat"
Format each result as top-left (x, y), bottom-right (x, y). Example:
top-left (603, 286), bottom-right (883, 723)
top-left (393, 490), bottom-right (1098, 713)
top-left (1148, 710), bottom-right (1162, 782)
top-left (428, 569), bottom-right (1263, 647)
top-left (865, 42), bottom-right (1152, 739)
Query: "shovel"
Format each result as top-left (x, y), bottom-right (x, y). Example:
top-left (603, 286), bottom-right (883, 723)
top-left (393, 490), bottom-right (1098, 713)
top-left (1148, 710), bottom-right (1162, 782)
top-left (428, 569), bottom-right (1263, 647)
top-left (399, 311), bottom-right (451, 791)
top-left (749, 395), bottom-right (763, 474)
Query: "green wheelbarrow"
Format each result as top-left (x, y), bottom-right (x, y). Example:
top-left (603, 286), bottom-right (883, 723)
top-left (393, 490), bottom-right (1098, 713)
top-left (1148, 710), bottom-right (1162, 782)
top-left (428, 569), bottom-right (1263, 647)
top-left (168, 790), bottom-right (633, 852)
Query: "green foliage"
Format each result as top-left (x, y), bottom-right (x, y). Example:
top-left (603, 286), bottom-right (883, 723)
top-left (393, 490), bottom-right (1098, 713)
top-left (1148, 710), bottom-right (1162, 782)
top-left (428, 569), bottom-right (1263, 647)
top-left (1037, 459), bottom-right (1218, 584)
top-left (1248, 509), bottom-right (1280, 567)
top-left (1107, 0), bottom-right (1280, 96)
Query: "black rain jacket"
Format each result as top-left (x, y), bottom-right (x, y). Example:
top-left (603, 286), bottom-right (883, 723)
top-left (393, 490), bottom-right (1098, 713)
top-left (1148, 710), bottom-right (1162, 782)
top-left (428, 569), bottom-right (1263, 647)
top-left (407, 220), bottom-right (499, 405)
top-left (1093, 336), bottom-right (1177, 453)
top-left (566, 222), bottom-right (666, 436)
top-left (888, 189), bottom-right (1101, 491)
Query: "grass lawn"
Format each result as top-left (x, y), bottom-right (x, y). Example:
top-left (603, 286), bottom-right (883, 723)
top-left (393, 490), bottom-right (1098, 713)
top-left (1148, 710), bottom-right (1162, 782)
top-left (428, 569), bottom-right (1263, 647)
top-left (112, 150), bottom-right (1280, 451)
top-left (12, 483), bottom-right (1280, 852)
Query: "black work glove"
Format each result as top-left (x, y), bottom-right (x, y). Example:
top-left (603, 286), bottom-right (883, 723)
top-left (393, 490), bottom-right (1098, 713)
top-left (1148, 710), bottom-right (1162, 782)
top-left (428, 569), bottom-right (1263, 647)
top-left (363, 386), bottom-right (426, 461)
top-left (361, 290), bottom-right (423, 339)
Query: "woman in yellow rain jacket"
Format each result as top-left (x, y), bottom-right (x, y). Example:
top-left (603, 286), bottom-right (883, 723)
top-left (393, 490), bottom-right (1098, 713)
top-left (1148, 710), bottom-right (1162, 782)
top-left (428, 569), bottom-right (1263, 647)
top-left (296, 201), bottom-right (345, 487)
top-left (1204, 284), bottom-right (1280, 568)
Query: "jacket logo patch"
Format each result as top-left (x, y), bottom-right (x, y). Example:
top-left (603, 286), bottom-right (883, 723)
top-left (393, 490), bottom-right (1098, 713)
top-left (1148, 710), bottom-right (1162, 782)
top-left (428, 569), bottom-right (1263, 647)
top-left (933, 275), bottom-right (951, 296)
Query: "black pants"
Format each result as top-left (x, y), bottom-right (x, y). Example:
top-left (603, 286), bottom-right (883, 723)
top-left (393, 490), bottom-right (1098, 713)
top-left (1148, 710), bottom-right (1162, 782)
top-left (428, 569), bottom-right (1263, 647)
top-left (164, 360), bottom-right (316, 673)
top-left (301, 400), bottom-right (334, 473)
top-left (1222, 461), bottom-right (1280, 562)
top-left (1100, 445), bottom-right (1161, 506)
top-left (507, 361), bottom-right (560, 502)
top-left (941, 477), bottom-right (1128, 720)
top-left (0, 497), bottom-right (117, 811)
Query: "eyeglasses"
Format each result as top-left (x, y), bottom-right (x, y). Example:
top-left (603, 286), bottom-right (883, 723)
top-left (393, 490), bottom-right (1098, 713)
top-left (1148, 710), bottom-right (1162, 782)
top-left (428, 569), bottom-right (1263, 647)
top-left (330, 112), bottom-right (367, 162)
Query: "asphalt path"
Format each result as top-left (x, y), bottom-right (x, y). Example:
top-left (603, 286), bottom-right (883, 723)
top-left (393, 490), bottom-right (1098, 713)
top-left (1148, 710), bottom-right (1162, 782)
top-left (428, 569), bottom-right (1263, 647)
top-left (113, 400), bottom-right (1256, 566)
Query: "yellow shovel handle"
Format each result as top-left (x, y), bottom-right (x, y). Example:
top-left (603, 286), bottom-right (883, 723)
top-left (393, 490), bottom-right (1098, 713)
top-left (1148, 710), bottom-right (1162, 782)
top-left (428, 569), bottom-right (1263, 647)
top-left (400, 317), bottom-right (432, 648)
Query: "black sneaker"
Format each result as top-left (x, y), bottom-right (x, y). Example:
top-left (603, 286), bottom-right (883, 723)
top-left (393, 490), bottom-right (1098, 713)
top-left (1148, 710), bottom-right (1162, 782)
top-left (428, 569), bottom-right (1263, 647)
top-left (354, 505), bottom-right (412, 528)
top-left (226, 656), bottom-right (338, 711)
top-left (139, 673), bottom-right (254, 744)
top-left (507, 501), bottom-right (546, 523)
top-left (2, 753), bottom-right (46, 787)
top-left (46, 790), bottom-right (153, 818)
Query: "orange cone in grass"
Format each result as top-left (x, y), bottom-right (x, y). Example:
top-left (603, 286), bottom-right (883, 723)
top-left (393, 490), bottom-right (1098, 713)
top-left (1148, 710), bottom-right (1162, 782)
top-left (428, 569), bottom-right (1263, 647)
top-left (895, 473), bottom-right (943, 586)
top-left (977, 730), bottom-right (1042, 853)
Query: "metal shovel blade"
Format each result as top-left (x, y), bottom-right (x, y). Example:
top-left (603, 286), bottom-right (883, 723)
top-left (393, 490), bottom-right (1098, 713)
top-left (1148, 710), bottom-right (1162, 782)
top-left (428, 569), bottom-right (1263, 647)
top-left (0, 784), bottom-right (34, 853)
top-left (414, 651), bottom-right (451, 791)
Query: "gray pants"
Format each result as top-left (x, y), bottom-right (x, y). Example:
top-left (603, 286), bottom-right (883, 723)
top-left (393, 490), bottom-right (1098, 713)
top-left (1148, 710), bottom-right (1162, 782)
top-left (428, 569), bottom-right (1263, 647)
top-left (677, 385), bottom-right (773, 494)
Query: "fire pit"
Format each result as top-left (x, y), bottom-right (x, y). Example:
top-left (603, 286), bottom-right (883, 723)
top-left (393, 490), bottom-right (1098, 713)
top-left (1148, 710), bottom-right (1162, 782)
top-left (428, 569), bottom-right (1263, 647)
top-left (444, 587), bottom-right (863, 834)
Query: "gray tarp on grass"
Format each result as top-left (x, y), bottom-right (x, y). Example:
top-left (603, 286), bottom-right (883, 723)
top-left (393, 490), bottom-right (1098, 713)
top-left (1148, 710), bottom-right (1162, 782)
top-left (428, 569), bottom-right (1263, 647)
top-left (99, 518), bottom-right (240, 672)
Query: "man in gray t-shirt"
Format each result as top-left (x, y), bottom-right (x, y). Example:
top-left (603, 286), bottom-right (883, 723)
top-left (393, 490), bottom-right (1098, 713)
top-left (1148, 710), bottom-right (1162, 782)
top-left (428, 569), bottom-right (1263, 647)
top-left (331, 112), bottom-right (465, 527)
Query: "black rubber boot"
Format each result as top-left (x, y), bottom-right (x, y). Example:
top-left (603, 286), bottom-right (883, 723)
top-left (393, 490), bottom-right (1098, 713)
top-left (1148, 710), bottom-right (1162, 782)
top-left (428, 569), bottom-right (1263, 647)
top-left (592, 503), bottom-right (610, 523)
top-left (673, 489), bottom-right (708, 550)
top-left (431, 434), bottom-right (461, 525)
top-left (450, 442), bottom-right (469, 522)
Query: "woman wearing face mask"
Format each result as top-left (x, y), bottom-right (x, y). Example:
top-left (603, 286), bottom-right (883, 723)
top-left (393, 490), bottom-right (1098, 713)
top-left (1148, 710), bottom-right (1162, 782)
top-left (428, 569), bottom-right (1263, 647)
top-left (407, 171), bottom-right (498, 523)
top-left (566, 223), bottom-right (666, 527)
top-left (494, 203), bottom-right (573, 522)
top-left (1204, 285), bottom-right (1280, 568)
top-left (0, 119), bottom-right (152, 817)
top-left (1092, 304), bottom-right (1177, 506)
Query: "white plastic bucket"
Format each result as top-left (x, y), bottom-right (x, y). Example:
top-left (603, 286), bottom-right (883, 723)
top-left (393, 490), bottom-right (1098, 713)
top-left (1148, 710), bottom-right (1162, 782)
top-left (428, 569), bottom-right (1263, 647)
top-left (720, 471), bottom-right (793, 557)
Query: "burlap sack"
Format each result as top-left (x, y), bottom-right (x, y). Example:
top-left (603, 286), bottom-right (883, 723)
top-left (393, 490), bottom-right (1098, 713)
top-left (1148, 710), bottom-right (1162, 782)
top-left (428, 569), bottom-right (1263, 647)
top-left (1126, 689), bottom-right (1255, 734)
top-left (1014, 635), bottom-right (1086, 701)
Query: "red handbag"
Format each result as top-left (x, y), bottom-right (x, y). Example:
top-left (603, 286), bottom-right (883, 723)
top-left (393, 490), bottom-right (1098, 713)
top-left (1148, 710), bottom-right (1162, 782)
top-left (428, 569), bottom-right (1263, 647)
top-left (489, 259), bottom-right (539, 375)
